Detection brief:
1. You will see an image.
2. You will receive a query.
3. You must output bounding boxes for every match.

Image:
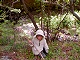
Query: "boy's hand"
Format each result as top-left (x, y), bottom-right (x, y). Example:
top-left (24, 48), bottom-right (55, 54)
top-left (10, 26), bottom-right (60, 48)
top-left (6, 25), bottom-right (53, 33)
top-left (28, 40), bottom-right (32, 44)
top-left (28, 40), bottom-right (34, 47)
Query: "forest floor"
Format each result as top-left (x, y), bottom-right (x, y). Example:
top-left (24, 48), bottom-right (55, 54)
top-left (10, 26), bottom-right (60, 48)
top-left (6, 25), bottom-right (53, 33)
top-left (0, 40), bottom-right (80, 60)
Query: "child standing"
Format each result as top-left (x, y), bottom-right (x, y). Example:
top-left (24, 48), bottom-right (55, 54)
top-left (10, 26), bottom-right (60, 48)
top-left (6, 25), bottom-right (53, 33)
top-left (30, 29), bottom-right (49, 60)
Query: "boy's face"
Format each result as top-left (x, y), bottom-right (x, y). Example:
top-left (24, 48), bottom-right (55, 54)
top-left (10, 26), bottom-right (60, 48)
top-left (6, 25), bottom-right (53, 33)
top-left (36, 35), bottom-right (43, 41)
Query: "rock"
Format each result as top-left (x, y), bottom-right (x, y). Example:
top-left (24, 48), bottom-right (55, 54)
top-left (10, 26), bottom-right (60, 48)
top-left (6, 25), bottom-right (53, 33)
top-left (0, 56), bottom-right (12, 60)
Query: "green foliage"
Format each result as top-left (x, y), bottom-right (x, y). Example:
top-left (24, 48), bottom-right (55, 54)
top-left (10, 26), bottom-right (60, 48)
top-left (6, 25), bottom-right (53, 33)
top-left (0, 1), bottom-right (80, 59)
top-left (4, 46), bottom-right (12, 52)
top-left (35, 0), bottom-right (41, 2)
top-left (0, 11), bottom-right (7, 20)
top-left (75, 0), bottom-right (79, 5)
top-left (8, 39), bottom-right (15, 46)
top-left (65, 0), bottom-right (69, 3)
top-left (0, 37), bottom-right (8, 45)
top-left (72, 43), bottom-right (80, 53)
top-left (0, 10), bottom-right (3, 14)
top-left (45, 41), bottom-right (80, 60)
top-left (49, 11), bottom-right (80, 35)
top-left (0, 0), bottom-right (2, 4)
top-left (50, 13), bottom-right (74, 29)
top-left (0, 20), bottom-right (15, 45)
top-left (76, 27), bottom-right (80, 34)
top-left (13, 42), bottom-right (26, 51)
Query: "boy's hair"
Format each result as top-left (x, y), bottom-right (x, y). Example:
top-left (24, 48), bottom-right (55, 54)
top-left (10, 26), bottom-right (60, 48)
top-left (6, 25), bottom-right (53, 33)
top-left (36, 35), bottom-right (43, 37)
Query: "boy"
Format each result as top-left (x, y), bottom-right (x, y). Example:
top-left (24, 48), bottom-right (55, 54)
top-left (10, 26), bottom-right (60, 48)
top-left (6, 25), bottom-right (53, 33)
top-left (30, 29), bottom-right (49, 60)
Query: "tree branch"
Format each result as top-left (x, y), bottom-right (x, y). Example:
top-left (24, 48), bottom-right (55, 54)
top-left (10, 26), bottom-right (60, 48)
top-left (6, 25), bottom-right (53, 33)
top-left (70, 11), bottom-right (80, 21)
top-left (57, 13), bottom-right (68, 30)
top-left (70, 0), bottom-right (80, 21)
top-left (21, 0), bottom-right (39, 30)
top-left (12, 0), bottom-right (18, 7)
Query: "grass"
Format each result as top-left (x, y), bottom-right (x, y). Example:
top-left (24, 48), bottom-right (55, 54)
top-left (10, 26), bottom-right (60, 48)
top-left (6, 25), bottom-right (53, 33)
top-left (44, 40), bottom-right (80, 60)
top-left (0, 40), bottom-right (80, 60)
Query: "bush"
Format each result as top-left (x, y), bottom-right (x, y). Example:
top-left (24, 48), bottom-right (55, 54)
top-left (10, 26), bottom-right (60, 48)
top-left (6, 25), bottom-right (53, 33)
top-left (0, 20), bottom-right (15, 45)
top-left (0, 38), bottom-right (8, 45)
top-left (4, 45), bottom-right (12, 52)
top-left (12, 42), bottom-right (27, 52)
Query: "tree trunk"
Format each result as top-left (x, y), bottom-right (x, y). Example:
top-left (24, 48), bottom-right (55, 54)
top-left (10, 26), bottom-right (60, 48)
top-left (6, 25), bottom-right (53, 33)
top-left (71, 11), bottom-right (80, 21)
top-left (28, 12), bottom-right (39, 30)
top-left (70, 0), bottom-right (80, 21)
top-left (21, 0), bottom-right (39, 30)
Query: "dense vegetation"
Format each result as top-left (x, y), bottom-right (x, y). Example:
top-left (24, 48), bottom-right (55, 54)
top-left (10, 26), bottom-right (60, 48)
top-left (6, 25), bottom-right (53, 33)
top-left (0, 0), bottom-right (80, 60)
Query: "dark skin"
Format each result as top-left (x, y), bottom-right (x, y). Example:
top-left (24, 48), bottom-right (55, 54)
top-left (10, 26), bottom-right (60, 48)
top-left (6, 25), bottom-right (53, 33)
top-left (36, 35), bottom-right (43, 41)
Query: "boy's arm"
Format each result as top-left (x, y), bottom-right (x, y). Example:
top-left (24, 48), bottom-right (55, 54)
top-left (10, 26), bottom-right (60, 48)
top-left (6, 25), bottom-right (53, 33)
top-left (23, 36), bottom-right (34, 47)
top-left (44, 39), bottom-right (49, 53)
top-left (28, 40), bottom-right (34, 47)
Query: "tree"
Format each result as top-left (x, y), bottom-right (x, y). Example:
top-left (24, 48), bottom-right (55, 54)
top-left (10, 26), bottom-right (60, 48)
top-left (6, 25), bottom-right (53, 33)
top-left (21, 0), bottom-right (39, 30)
top-left (1, 0), bottom-right (80, 31)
